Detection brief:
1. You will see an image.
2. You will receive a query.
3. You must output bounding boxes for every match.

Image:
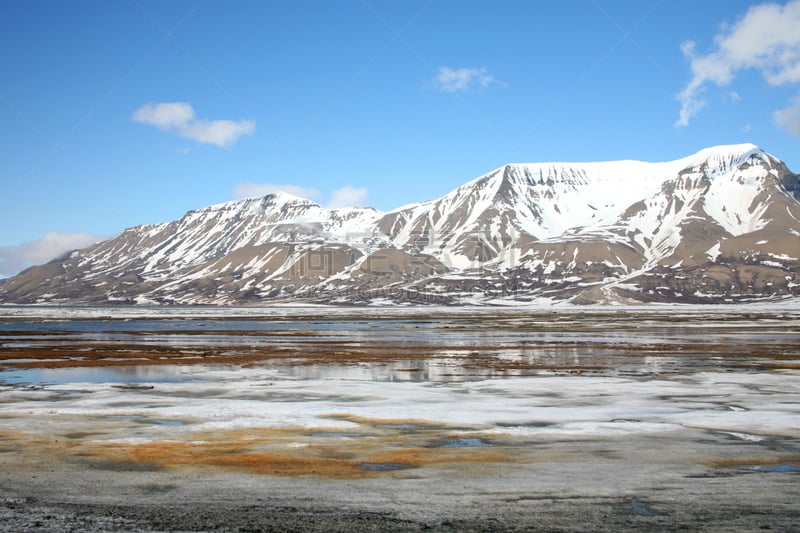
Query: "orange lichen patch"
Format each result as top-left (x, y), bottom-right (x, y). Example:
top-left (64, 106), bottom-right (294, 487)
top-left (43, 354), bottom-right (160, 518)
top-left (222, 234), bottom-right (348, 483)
top-left (116, 441), bottom-right (364, 478)
top-left (83, 421), bottom-right (514, 479)
top-left (363, 446), bottom-right (510, 469)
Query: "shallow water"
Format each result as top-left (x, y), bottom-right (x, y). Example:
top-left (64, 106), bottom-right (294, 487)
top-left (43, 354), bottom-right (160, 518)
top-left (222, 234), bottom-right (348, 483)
top-left (0, 365), bottom-right (208, 386)
top-left (1, 307), bottom-right (798, 385)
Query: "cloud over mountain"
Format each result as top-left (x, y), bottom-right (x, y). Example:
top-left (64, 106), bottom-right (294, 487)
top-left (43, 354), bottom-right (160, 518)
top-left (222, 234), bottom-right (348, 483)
top-left (0, 232), bottom-right (105, 278)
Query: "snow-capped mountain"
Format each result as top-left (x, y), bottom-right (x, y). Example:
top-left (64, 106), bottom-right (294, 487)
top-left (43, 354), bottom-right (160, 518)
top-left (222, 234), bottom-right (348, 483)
top-left (2, 143), bottom-right (799, 305)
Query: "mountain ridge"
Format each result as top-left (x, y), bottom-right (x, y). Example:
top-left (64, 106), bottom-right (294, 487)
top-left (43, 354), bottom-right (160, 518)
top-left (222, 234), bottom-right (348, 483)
top-left (1, 144), bottom-right (798, 305)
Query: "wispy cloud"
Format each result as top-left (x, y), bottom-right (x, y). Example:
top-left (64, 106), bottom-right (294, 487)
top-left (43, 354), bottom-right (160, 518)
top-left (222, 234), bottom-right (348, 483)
top-left (0, 232), bottom-right (105, 278)
top-left (431, 66), bottom-right (499, 93)
top-left (233, 183), bottom-right (322, 201)
top-left (676, 0), bottom-right (800, 129)
top-left (133, 102), bottom-right (255, 147)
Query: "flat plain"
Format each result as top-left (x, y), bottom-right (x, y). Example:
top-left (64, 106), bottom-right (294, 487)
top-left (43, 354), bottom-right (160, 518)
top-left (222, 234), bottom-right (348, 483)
top-left (0, 305), bottom-right (798, 531)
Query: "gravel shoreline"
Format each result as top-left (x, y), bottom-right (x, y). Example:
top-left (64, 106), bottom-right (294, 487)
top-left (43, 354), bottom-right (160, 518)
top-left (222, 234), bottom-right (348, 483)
top-left (3, 493), bottom-right (800, 532)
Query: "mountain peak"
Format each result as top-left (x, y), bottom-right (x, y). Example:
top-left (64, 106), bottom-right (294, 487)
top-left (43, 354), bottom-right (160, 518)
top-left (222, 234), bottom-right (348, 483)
top-left (196, 191), bottom-right (321, 215)
top-left (684, 143), bottom-right (775, 170)
top-left (259, 191), bottom-right (321, 207)
top-left (695, 142), bottom-right (762, 156)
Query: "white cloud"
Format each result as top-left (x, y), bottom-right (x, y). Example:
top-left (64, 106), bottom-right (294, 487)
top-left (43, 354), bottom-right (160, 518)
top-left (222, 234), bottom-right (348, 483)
top-left (774, 95), bottom-right (800, 136)
top-left (327, 185), bottom-right (368, 208)
top-left (0, 232), bottom-right (105, 278)
top-left (432, 66), bottom-right (497, 93)
top-left (677, 0), bottom-right (800, 127)
top-left (132, 102), bottom-right (194, 130)
top-left (179, 119), bottom-right (256, 148)
top-left (233, 183), bottom-right (322, 201)
top-left (132, 102), bottom-right (255, 148)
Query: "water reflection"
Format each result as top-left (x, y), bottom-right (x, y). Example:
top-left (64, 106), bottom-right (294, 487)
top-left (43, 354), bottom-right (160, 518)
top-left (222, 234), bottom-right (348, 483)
top-left (1, 310), bottom-right (798, 386)
top-left (272, 360), bottom-right (471, 382)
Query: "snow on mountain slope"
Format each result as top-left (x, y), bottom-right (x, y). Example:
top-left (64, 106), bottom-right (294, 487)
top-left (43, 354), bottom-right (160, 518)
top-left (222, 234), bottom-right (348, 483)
top-left (377, 143), bottom-right (789, 271)
top-left (80, 193), bottom-right (381, 278)
top-left (1, 144), bottom-right (798, 305)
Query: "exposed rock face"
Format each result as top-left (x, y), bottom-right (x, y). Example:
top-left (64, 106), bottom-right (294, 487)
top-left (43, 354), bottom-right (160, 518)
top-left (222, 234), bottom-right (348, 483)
top-left (1, 144), bottom-right (799, 305)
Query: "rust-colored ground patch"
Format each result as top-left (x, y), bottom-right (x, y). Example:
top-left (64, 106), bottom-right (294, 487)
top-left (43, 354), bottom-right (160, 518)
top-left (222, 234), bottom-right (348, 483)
top-left (81, 419), bottom-right (515, 479)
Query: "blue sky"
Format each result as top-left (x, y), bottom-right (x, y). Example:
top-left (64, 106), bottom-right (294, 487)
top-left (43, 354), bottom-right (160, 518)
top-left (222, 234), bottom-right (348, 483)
top-left (2, 0), bottom-right (800, 277)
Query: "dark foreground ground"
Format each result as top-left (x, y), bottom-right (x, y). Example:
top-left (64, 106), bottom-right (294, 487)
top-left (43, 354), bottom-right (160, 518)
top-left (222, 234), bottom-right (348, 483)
top-left (2, 497), bottom-right (799, 533)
